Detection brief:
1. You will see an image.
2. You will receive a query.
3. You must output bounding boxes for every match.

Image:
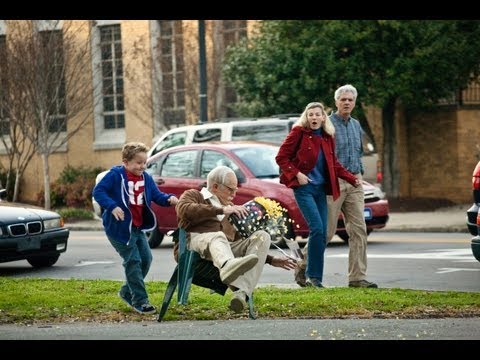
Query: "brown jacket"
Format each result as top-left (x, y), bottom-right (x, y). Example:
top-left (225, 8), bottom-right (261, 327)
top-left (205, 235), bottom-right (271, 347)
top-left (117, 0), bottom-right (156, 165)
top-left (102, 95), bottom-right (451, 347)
top-left (176, 188), bottom-right (242, 242)
top-left (174, 188), bottom-right (273, 264)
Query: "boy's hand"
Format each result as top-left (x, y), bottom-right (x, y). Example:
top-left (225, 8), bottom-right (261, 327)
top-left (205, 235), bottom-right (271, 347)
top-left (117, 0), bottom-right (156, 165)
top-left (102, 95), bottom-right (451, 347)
top-left (112, 206), bottom-right (124, 221)
top-left (168, 196), bottom-right (179, 206)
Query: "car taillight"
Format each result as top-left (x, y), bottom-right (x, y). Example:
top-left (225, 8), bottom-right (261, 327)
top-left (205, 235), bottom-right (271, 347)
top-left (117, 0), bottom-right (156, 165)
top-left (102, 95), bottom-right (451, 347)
top-left (472, 162), bottom-right (480, 190)
top-left (376, 159), bottom-right (383, 184)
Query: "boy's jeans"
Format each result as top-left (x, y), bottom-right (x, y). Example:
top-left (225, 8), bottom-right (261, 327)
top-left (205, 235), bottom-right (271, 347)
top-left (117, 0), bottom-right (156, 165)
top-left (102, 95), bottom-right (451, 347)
top-left (108, 228), bottom-right (152, 307)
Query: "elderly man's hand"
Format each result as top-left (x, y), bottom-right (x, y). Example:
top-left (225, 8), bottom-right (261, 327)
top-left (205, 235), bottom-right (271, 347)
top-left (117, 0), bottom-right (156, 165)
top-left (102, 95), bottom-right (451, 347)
top-left (271, 256), bottom-right (297, 270)
top-left (223, 204), bottom-right (249, 218)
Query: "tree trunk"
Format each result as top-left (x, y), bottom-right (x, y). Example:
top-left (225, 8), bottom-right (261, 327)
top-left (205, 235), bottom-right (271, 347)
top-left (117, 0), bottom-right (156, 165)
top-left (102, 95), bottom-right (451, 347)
top-left (13, 171), bottom-right (20, 203)
top-left (382, 98), bottom-right (399, 197)
top-left (41, 152), bottom-right (51, 210)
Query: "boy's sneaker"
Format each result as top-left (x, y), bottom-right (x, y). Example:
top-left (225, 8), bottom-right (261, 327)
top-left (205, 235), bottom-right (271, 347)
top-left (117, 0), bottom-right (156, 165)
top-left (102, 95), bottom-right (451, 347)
top-left (118, 292), bottom-right (133, 308)
top-left (133, 303), bottom-right (156, 315)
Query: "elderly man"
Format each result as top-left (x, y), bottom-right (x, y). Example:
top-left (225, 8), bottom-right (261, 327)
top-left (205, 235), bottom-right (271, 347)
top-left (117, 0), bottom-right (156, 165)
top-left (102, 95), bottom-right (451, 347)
top-left (176, 165), bottom-right (296, 313)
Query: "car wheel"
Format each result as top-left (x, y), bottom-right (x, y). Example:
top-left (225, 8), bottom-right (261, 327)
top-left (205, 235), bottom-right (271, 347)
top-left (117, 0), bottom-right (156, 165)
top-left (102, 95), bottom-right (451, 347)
top-left (27, 254), bottom-right (60, 268)
top-left (147, 228), bottom-right (164, 249)
top-left (336, 229), bottom-right (372, 243)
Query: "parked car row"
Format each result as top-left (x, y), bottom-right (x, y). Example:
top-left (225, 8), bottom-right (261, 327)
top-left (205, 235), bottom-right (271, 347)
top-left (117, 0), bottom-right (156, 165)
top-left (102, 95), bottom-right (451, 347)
top-left (93, 141), bottom-right (390, 248)
top-left (0, 189), bottom-right (69, 267)
top-left (148, 117), bottom-right (382, 186)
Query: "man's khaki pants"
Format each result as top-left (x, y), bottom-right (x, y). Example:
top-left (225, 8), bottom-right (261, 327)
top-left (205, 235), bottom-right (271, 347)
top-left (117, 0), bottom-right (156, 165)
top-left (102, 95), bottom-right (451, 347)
top-left (189, 230), bottom-right (270, 296)
top-left (327, 174), bottom-right (368, 282)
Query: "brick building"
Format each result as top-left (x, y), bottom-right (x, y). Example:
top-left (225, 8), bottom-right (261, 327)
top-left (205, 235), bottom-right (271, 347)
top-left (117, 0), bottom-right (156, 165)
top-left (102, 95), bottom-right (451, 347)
top-left (0, 20), bottom-right (479, 204)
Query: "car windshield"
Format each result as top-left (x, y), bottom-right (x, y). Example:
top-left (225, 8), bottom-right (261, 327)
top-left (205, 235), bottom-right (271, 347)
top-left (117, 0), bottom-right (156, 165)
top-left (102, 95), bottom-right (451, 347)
top-left (232, 146), bottom-right (280, 178)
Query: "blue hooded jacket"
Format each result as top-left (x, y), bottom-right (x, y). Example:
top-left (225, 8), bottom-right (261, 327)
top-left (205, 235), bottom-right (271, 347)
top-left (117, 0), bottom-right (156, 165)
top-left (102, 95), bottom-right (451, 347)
top-left (92, 165), bottom-right (174, 244)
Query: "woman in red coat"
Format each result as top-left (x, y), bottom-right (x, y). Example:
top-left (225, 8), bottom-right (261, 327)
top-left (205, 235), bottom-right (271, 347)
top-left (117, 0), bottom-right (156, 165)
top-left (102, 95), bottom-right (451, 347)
top-left (276, 102), bottom-right (360, 287)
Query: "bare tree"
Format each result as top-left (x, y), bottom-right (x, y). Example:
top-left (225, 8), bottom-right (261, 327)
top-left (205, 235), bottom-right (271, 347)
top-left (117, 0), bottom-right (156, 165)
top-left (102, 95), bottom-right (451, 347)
top-left (2, 20), bottom-right (101, 209)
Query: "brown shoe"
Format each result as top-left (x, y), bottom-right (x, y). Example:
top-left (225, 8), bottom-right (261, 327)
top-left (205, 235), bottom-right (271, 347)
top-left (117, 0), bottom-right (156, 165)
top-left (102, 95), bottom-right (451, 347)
top-left (349, 280), bottom-right (378, 288)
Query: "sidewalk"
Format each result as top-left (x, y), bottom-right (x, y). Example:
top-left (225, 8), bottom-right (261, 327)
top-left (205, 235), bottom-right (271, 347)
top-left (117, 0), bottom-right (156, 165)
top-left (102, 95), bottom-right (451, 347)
top-left (65, 204), bottom-right (470, 233)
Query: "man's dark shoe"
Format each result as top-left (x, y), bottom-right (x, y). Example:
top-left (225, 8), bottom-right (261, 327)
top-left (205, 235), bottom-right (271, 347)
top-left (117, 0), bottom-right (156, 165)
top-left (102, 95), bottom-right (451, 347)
top-left (349, 280), bottom-right (378, 288)
top-left (305, 277), bottom-right (324, 288)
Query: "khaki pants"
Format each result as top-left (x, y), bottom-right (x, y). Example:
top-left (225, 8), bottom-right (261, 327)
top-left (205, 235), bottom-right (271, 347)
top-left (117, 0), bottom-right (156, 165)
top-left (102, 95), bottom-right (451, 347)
top-left (327, 174), bottom-right (368, 282)
top-left (189, 230), bottom-right (270, 296)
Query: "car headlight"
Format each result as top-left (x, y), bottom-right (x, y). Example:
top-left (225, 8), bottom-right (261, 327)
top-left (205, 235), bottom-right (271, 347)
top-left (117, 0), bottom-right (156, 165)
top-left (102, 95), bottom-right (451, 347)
top-left (363, 185), bottom-right (385, 201)
top-left (43, 218), bottom-right (63, 230)
top-left (371, 186), bottom-right (385, 199)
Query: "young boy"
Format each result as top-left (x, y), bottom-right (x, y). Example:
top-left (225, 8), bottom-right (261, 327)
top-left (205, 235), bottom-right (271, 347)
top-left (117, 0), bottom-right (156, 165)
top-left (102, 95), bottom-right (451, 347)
top-left (93, 142), bottom-right (178, 314)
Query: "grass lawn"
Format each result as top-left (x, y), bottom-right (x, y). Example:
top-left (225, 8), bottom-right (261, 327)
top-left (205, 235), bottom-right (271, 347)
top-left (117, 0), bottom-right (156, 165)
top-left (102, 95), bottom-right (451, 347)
top-left (1, 278), bottom-right (479, 324)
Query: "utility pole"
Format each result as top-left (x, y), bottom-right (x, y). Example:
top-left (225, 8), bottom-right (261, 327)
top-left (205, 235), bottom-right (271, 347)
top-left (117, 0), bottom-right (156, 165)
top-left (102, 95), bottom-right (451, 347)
top-left (198, 20), bottom-right (208, 123)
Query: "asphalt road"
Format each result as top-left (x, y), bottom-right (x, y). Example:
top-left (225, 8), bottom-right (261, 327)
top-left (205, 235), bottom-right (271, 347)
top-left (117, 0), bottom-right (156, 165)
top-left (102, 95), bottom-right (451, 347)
top-left (1, 231), bottom-right (478, 292)
top-left (1, 317), bottom-right (479, 340)
top-left (1, 230), bottom-right (479, 341)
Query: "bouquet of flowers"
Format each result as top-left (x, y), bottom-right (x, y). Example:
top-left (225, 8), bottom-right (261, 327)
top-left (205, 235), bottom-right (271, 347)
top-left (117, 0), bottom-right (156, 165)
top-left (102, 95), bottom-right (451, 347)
top-left (228, 196), bottom-right (292, 240)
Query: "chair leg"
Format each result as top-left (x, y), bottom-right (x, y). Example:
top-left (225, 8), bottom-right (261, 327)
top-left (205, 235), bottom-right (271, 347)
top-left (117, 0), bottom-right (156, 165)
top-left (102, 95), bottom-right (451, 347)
top-left (157, 266), bottom-right (179, 322)
top-left (177, 250), bottom-right (199, 305)
top-left (248, 293), bottom-right (256, 320)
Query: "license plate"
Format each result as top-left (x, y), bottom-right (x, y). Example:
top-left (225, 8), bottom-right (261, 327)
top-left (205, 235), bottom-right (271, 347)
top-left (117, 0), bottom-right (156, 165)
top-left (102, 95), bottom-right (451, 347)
top-left (364, 208), bottom-right (372, 220)
top-left (17, 236), bottom-right (41, 251)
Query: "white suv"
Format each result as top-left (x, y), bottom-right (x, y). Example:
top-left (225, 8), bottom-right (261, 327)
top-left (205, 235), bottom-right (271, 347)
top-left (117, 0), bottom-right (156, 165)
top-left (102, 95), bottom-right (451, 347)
top-left (148, 117), bottom-right (296, 157)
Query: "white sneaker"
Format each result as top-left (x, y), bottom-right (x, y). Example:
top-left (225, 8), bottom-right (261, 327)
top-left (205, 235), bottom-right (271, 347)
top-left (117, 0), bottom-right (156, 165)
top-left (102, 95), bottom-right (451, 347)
top-left (220, 254), bottom-right (258, 284)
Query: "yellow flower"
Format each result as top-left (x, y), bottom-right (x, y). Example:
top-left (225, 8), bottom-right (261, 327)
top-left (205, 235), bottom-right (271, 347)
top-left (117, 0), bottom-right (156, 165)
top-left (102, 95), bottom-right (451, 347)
top-left (253, 196), bottom-right (284, 220)
top-left (253, 196), bottom-right (292, 238)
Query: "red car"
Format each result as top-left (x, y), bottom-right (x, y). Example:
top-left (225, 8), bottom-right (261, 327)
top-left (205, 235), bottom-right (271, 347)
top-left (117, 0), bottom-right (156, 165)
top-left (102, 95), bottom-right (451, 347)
top-left (142, 142), bottom-right (389, 248)
top-left (466, 160), bottom-right (480, 262)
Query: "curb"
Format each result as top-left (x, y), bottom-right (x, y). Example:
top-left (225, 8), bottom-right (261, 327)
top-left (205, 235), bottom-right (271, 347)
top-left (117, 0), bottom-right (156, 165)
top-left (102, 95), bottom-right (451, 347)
top-left (378, 226), bottom-right (469, 233)
top-left (64, 222), bottom-right (469, 233)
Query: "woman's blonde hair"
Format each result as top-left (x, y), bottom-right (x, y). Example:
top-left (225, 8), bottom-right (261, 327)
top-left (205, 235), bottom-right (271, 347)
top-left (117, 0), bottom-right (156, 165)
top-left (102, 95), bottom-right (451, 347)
top-left (293, 102), bottom-right (335, 136)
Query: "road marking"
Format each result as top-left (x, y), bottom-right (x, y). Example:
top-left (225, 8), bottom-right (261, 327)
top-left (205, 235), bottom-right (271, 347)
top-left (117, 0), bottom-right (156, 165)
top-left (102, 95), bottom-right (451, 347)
top-left (75, 261), bottom-right (115, 267)
top-left (329, 248), bottom-right (476, 261)
top-left (436, 268), bottom-right (480, 274)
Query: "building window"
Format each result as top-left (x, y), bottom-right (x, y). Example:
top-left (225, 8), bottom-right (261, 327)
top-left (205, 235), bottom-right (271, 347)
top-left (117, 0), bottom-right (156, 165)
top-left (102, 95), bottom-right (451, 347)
top-left (158, 20), bottom-right (185, 126)
top-left (99, 25), bottom-right (125, 130)
top-left (221, 20), bottom-right (247, 117)
top-left (39, 30), bottom-right (67, 133)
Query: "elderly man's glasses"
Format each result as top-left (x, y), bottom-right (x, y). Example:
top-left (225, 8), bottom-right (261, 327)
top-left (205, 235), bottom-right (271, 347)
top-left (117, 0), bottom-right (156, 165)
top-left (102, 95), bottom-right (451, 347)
top-left (220, 183), bottom-right (238, 194)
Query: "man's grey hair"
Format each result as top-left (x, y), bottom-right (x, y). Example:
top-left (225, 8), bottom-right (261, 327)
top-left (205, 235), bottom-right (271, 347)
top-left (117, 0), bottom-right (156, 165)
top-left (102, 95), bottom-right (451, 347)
top-left (334, 84), bottom-right (358, 101)
top-left (207, 165), bottom-right (236, 190)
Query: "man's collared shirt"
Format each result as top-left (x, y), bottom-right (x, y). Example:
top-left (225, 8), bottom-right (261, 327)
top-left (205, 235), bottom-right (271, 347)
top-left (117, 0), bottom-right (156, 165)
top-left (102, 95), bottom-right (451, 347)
top-left (200, 187), bottom-right (225, 221)
top-left (330, 113), bottom-right (364, 175)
